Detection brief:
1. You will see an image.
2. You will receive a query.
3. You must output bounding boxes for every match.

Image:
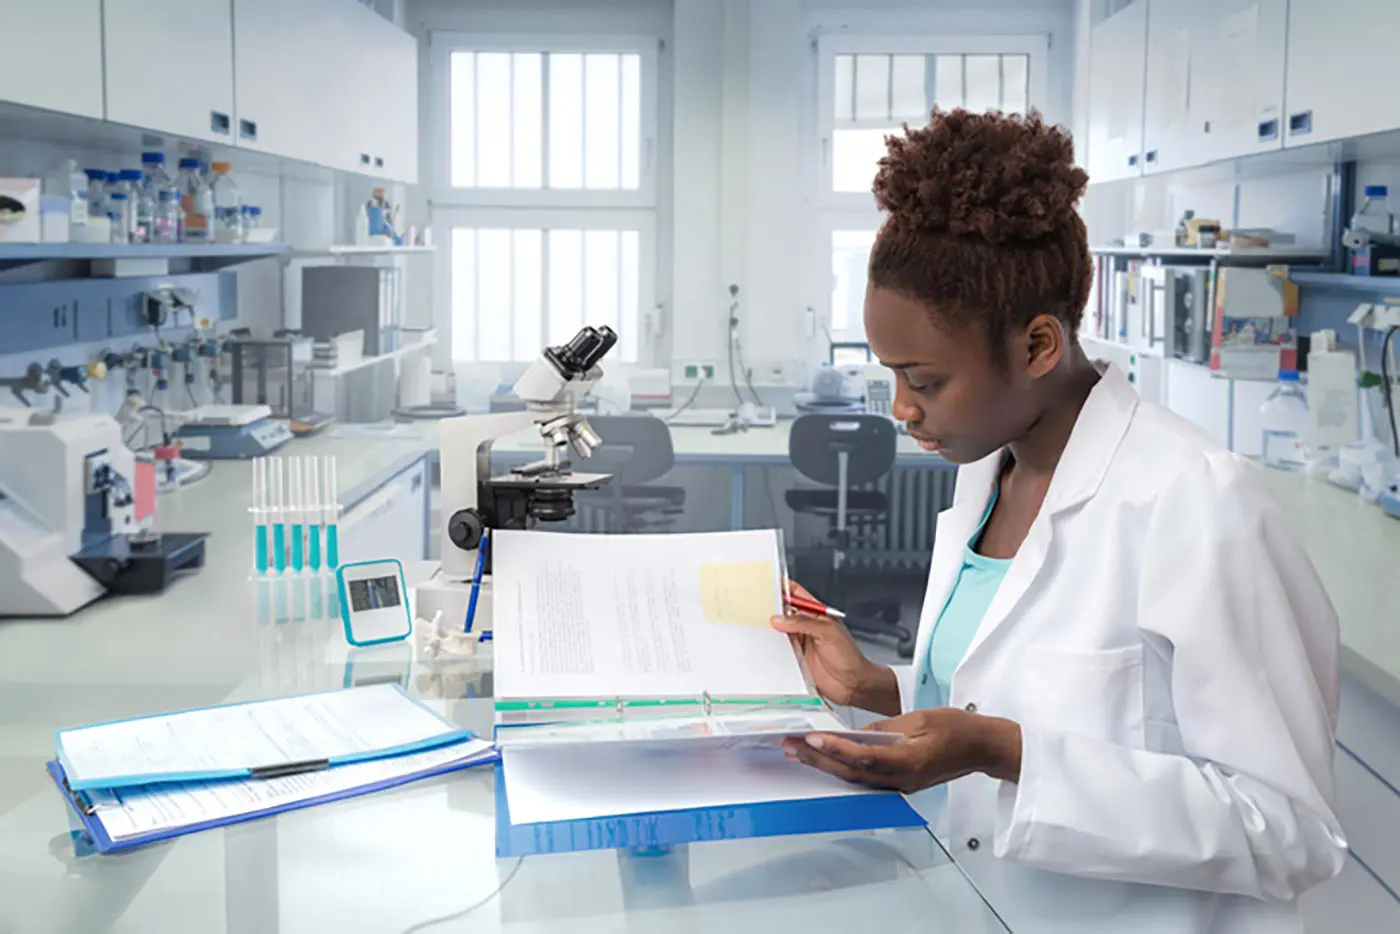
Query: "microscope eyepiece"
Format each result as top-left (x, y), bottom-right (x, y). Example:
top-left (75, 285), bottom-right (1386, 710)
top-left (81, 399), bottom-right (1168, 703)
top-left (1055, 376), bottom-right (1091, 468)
top-left (545, 325), bottom-right (619, 378)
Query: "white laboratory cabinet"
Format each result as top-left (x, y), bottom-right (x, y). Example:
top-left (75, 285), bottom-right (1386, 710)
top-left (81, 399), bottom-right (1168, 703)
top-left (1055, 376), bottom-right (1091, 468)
top-left (1192, 0), bottom-right (1288, 163)
top-left (233, 0), bottom-right (334, 166)
top-left (0, 0), bottom-right (104, 120)
top-left (1286, 0), bottom-right (1400, 147)
top-left (1140, 0), bottom-right (1195, 175)
top-left (337, 458), bottom-right (429, 567)
top-left (104, 0), bottom-right (236, 145)
top-left (1085, 0), bottom-right (1148, 183)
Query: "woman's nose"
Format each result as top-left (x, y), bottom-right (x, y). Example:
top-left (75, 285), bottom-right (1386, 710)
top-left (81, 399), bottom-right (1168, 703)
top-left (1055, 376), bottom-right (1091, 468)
top-left (891, 396), bottom-right (921, 425)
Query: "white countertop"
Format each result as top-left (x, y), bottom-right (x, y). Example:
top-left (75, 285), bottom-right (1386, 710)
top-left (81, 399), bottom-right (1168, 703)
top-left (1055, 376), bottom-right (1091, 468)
top-left (1258, 469), bottom-right (1400, 691)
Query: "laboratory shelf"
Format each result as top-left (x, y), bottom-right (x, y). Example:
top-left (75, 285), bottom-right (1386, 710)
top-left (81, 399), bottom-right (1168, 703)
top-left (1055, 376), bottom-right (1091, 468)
top-left (321, 245), bottom-right (436, 256)
top-left (0, 242), bottom-right (292, 273)
top-left (1288, 271), bottom-right (1400, 297)
top-left (1090, 245), bottom-right (1330, 264)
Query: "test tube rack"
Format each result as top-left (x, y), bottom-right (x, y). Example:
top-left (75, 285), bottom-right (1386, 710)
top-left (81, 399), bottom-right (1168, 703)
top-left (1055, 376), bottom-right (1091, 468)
top-left (250, 454), bottom-right (341, 578)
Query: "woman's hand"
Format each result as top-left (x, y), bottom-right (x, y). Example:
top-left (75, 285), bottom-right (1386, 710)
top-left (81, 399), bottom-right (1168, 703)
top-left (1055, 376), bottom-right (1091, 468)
top-left (781, 708), bottom-right (1024, 793)
top-left (770, 581), bottom-right (900, 716)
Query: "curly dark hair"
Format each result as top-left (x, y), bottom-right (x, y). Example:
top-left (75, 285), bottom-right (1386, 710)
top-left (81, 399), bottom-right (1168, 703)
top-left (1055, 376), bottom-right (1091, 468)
top-left (868, 108), bottom-right (1091, 362)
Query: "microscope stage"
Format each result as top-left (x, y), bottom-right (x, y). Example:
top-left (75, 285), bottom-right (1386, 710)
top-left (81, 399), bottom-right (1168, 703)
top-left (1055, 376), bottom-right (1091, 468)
top-left (489, 471), bottom-right (611, 490)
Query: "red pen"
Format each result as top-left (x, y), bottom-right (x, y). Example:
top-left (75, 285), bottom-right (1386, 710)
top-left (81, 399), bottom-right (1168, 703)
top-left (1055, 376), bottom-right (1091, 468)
top-left (783, 593), bottom-right (847, 620)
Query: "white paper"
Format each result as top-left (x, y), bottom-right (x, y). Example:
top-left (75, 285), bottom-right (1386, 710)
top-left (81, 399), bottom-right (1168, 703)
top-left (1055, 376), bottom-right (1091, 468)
top-left (59, 684), bottom-right (463, 788)
top-left (492, 530), bottom-right (808, 700)
top-left (90, 738), bottom-right (495, 841)
top-left (494, 709), bottom-right (902, 753)
top-left (502, 743), bottom-right (871, 825)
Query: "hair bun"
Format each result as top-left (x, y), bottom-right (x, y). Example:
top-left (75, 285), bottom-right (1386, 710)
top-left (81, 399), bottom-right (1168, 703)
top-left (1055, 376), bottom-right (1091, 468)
top-left (872, 109), bottom-right (1088, 245)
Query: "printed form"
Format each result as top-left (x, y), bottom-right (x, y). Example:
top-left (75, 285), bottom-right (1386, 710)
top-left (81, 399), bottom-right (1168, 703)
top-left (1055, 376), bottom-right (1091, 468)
top-left (59, 684), bottom-right (467, 791)
top-left (492, 529), bottom-right (811, 700)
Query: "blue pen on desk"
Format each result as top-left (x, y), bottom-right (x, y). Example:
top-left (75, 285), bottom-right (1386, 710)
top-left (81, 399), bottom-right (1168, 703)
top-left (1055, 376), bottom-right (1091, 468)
top-left (464, 531), bottom-right (490, 638)
top-left (289, 457), bottom-right (305, 573)
top-left (271, 457), bottom-right (287, 574)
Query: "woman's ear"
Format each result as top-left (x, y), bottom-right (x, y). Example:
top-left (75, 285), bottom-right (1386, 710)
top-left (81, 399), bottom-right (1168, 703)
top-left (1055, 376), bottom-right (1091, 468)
top-left (1023, 314), bottom-right (1065, 378)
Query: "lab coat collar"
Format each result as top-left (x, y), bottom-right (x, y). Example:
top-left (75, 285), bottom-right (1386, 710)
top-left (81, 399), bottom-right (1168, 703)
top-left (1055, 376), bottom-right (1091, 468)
top-left (953, 362), bottom-right (1138, 671)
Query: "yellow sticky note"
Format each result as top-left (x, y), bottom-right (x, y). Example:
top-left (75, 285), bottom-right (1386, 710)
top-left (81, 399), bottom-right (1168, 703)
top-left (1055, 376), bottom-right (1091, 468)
top-left (699, 561), bottom-right (777, 627)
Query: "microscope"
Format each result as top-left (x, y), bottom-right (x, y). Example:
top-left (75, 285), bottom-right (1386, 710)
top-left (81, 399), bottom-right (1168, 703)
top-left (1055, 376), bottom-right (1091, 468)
top-left (414, 325), bottom-right (618, 632)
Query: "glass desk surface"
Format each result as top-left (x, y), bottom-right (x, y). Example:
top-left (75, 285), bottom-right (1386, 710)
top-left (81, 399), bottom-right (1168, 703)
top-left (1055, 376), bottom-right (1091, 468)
top-left (0, 579), bottom-right (1007, 934)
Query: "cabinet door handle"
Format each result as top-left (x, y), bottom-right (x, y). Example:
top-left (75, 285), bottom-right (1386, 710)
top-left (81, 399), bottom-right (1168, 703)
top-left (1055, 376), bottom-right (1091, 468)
top-left (1145, 150), bottom-right (1158, 164)
top-left (374, 156), bottom-right (384, 169)
top-left (1128, 154), bottom-right (1139, 167)
top-left (210, 111), bottom-right (231, 135)
top-left (360, 153), bottom-right (372, 166)
top-left (1289, 111), bottom-right (1312, 137)
top-left (1258, 119), bottom-right (1279, 142)
top-left (239, 119), bottom-right (258, 141)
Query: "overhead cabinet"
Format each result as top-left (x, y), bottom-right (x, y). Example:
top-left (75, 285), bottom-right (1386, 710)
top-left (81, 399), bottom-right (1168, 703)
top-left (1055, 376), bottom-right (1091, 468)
top-left (0, 0), bottom-right (418, 186)
top-left (1285, 0), bottom-right (1400, 147)
top-left (1085, 0), bottom-right (1148, 184)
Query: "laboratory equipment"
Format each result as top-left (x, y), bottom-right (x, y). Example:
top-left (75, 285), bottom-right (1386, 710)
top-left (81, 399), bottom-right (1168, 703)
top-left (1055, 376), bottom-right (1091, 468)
top-left (414, 325), bottom-right (619, 630)
top-left (0, 410), bottom-right (207, 616)
top-left (325, 455), bottom-right (340, 570)
top-left (174, 404), bottom-right (294, 459)
top-left (43, 158), bottom-right (87, 239)
top-left (1343, 185), bottom-right (1400, 276)
top-left (252, 457), bottom-right (269, 575)
top-left (209, 161), bottom-right (242, 244)
top-left (301, 265), bottom-right (403, 357)
top-left (228, 336), bottom-right (333, 435)
top-left (83, 169), bottom-right (107, 221)
top-left (152, 189), bottom-right (182, 244)
top-left (1139, 265), bottom-right (1213, 363)
top-left (271, 456), bottom-right (287, 574)
top-left (795, 365), bottom-right (865, 414)
top-left (105, 192), bottom-right (130, 244)
top-left (1304, 330), bottom-right (1360, 457)
top-left (337, 559), bottom-right (413, 646)
top-left (1260, 371), bottom-right (1309, 471)
top-left (0, 178), bottom-right (41, 243)
top-left (308, 455), bottom-right (322, 571)
top-left (177, 158), bottom-right (211, 243)
top-left (290, 457), bottom-right (305, 573)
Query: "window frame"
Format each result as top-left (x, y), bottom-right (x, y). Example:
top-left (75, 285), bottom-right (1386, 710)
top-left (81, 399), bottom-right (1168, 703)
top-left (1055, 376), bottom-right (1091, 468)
top-left (432, 207), bottom-right (658, 365)
top-left (429, 31), bottom-right (661, 210)
top-left (816, 209), bottom-right (884, 345)
top-left (814, 33), bottom-right (1050, 211)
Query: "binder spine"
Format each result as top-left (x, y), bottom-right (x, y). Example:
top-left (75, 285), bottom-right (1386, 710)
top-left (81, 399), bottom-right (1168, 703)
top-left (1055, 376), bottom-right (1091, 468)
top-left (494, 693), bottom-right (825, 725)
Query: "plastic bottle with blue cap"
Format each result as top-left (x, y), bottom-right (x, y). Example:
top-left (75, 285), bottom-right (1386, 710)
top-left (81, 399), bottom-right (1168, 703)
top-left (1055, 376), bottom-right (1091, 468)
top-left (1260, 369), bottom-right (1309, 471)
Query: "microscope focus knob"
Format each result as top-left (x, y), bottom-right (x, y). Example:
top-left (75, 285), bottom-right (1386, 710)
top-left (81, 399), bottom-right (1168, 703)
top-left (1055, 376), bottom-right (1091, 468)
top-left (447, 508), bottom-right (486, 551)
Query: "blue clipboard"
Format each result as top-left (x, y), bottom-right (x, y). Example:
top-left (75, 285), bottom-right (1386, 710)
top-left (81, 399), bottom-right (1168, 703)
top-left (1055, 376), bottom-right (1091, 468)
top-left (48, 745), bottom-right (501, 855)
top-left (56, 683), bottom-right (473, 792)
top-left (493, 766), bottom-right (925, 858)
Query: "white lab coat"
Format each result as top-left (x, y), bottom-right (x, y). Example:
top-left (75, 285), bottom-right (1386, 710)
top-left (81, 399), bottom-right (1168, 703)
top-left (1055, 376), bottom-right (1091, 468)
top-left (892, 364), bottom-right (1347, 933)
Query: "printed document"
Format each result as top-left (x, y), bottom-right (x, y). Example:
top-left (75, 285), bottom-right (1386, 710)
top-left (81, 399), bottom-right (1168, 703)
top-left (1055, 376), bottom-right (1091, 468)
top-left (502, 743), bottom-right (870, 825)
top-left (89, 738), bottom-right (496, 841)
top-left (492, 529), bottom-right (809, 700)
top-left (494, 709), bottom-right (902, 753)
top-left (58, 684), bottom-right (467, 790)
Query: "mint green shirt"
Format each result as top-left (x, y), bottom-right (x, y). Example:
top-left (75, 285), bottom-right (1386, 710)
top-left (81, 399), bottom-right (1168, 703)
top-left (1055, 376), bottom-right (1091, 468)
top-left (914, 489), bottom-right (1013, 710)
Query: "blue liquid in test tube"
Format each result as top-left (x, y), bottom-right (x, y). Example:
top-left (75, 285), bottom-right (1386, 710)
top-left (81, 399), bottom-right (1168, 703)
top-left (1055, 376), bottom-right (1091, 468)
top-left (289, 457), bottom-right (305, 573)
top-left (309, 525), bottom-right (322, 571)
top-left (271, 457), bottom-right (287, 574)
top-left (255, 523), bottom-right (269, 575)
top-left (326, 523), bottom-right (339, 570)
top-left (273, 522), bottom-right (287, 574)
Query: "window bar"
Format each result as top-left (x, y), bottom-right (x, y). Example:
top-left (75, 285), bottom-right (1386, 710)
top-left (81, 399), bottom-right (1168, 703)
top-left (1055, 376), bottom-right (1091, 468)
top-left (885, 53), bottom-right (893, 122)
top-left (617, 54), bottom-right (625, 189)
top-left (581, 54), bottom-right (589, 187)
top-left (848, 55), bottom-right (857, 123)
top-left (998, 54), bottom-right (1005, 112)
top-left (473, 231), bottom-right (482, 361)
top-left (960, 55), bottom-right (968, 110)
top-left (508, 230), bottom-right (517, 357)
top-left (472, 53), bottom-right (481, 188)
top-left (924, 53), bottom-right (937, 115)
top-left (508, 54), bottom-right (517, 187)
top-left (541, 230), bottom-right (552, 350)
top-left (616, 231), bottom-right (623, 341)
top-left (542, 52), bottom-right (552, 189)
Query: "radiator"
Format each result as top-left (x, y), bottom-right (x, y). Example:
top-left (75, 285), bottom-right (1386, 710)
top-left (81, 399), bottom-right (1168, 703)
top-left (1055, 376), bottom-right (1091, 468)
top-left (842, 465), bottom-right (957, 572)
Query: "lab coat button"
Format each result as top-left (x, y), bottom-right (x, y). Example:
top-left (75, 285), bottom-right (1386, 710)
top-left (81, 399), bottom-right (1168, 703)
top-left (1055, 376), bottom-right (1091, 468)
top-left (964, 702), bottom-right (978, 714)
top-left (967, 838), bottom-right (980, 851)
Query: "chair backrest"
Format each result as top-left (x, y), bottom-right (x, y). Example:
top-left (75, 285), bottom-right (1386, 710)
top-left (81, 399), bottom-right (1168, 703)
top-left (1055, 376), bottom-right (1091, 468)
top-left (584, 414), bottom-right (677, 485)
top-left (788, 414), bottom-right (896, 488)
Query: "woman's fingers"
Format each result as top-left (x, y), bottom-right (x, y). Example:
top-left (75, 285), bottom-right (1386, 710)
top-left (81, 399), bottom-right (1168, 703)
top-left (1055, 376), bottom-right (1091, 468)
top-left (782, 739), bottom-right (895, 790)
top-left (770, 611), bottom-right (836, 639)
top-left (784, 579), bottom-right (816, 602)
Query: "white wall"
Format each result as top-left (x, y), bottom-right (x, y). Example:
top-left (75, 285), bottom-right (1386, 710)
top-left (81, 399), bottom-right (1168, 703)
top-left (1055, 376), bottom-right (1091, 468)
top-left (411, 0), bottom-right (1076, 389)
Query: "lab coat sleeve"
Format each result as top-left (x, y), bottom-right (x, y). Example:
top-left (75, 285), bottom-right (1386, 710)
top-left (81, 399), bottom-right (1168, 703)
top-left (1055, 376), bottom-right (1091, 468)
top-left (891, 664), bottom-right (917, 714)
top-left (993, 452), bottom-right (1347, 902)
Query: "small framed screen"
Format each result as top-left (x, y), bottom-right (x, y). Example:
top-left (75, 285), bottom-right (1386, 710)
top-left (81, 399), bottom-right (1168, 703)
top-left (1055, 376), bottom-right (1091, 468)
top-left (349, 575), bottom-right (402, 612)
top-left (337, 559), bottom-right (412, 647)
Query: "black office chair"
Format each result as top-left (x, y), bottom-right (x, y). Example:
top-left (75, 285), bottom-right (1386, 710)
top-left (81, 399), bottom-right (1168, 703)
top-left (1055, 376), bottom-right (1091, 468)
top-left (578, 414), bottom-right (687, 532)
top-left (786, 414), bottom-right (913, 658)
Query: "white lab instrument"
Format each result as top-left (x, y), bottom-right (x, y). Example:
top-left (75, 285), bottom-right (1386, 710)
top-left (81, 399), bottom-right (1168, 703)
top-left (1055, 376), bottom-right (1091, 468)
top-left (414, 326), bottom-right (618, 633)
top-left (892, 364), bottom-right (1344, 932)
top-left (175, 404), bottom-right (293, 459)
top-left (0, 411), bottom-right (206, 616)
top-left (1304, 330), bottom-right (1360, 457)
top-left (337, 558), bottom-right (412, 646)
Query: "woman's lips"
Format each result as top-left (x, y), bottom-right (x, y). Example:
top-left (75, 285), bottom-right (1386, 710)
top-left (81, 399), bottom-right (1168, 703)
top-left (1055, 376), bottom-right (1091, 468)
top-left (908, 433), bottom-right (942, 452)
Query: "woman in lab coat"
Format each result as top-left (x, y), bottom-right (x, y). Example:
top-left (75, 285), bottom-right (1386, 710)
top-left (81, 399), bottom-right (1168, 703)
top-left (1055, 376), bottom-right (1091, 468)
top-left (773, 109), bottom-right (1347, 933)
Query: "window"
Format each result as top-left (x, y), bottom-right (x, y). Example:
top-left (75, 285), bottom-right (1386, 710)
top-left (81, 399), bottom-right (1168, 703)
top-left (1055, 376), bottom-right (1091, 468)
top-left (813, 35), bottom-right (1047, 344)
top-left (431, 35), bottom-right (659, 364)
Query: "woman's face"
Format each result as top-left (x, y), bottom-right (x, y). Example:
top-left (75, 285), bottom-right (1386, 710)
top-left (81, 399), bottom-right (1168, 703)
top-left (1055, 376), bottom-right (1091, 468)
top-left (863, 284), bottom-right (1044, 465)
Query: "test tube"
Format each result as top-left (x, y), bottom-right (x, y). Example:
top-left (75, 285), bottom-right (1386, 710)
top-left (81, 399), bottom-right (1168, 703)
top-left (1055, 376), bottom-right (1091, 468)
top-left (271, 457), bottom-right (287, 574)
top-left (325, 456), bottom-right (340, 569)
top-left (252, 458), bottom-right (269, 575)
top-left (290, 457), bottom-right (305, 573)
top-left (307, 455), bottom-right (323, 572)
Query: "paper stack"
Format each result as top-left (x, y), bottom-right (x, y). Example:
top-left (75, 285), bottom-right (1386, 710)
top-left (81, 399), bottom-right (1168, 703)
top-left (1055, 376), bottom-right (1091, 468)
top-left (489, 529), bottom-right (924, 855)
top-left (48, 683), bottom-right (496, 853)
